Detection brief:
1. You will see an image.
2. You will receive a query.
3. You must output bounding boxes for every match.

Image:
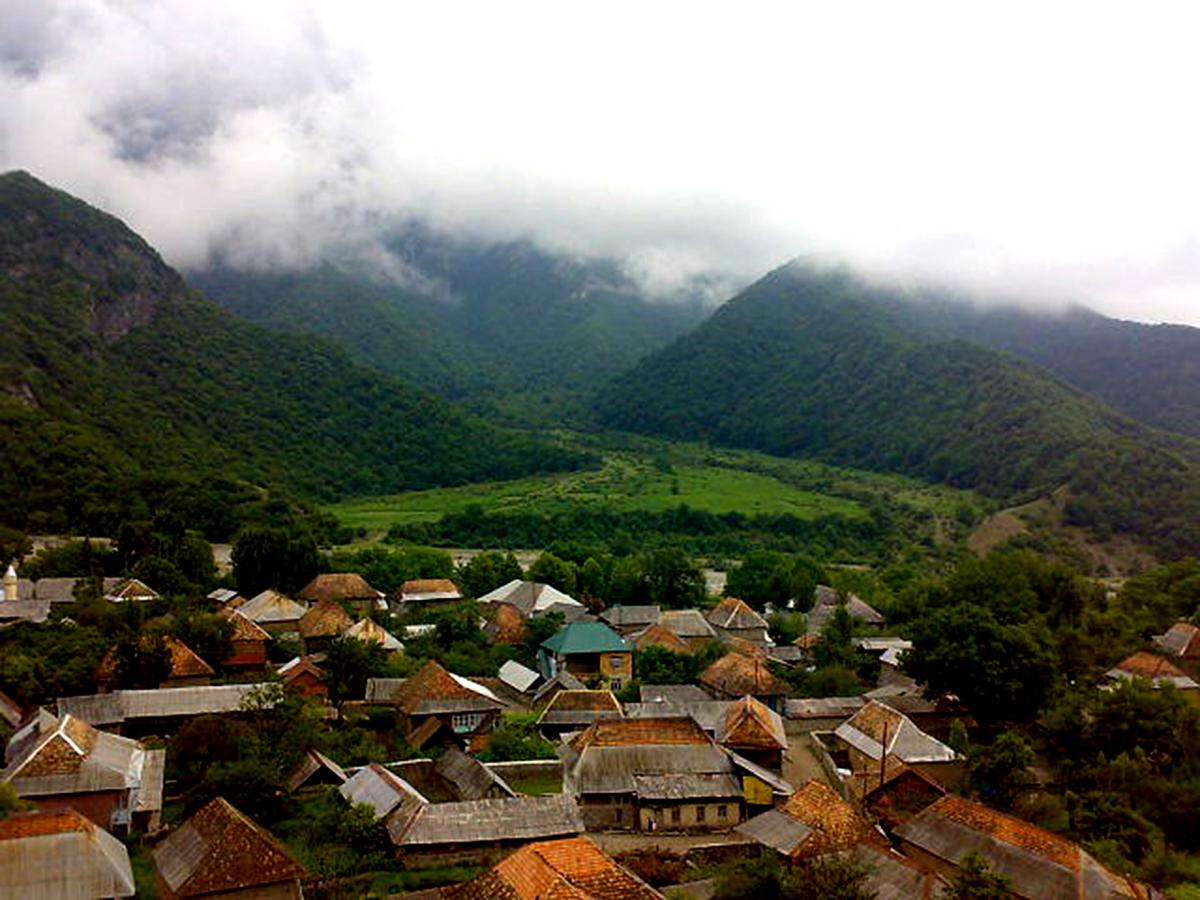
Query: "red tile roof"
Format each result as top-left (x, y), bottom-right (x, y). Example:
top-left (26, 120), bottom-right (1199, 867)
top-left (391, 660), bottom-right (490, 715)
top-left (721, 695), bottom-right (787, 750)
top-left (926, 794), bottom-right (1080, 871)
top-left (779, 779), bottom-right (885, 857)
top-left (0, 808), bottom-right (93, 840)
top-left (1113, 651), bottom-right (1188, 680)
top-left (632, 624), bottom-right (692, 654)
top-left (543, 690), bottom-right (622, 714)
top-left (487, 602), bottom-right (528, 645)
top-left (445, 836), bottom-right (663, 899)
top-left (163, 635), bottom-right (216, 679)
top-left (699, 651), bottom-right (787, 698)
top-left (401, 578), bottom-right (460, 595)
top-left (220, 607), bottom-right (271, 642)
top-left (297, 597), bottom-right (353, 639)
top-left (570, 716), bottom-right (709, 751)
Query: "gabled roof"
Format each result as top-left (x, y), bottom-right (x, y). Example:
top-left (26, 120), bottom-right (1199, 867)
top-left (738, 779), bottom-right (883, 858)
top-left (58, 684), bottom-right (274, 726)
top-left (444, 835), bottom-right (664, 900)
top-left (541, 622), bottom-right (629, 656)
top-left (239, 589), bottom-right (306, 623)
top-left (807, 585), bottom-right (885, 634)
top-left (390, 660), bottom-right (503, 716)
top-left (399, 578), bottom-right (461, 599)
top-left (896, 794), bottom-right (1155, 900)
top-left (531, 670), bottom-right (586, 707)
top-left (287, 747), bottom-right (348, 792)
top-left (395, 793), bottom-right (584, 848)
top-left (706, 597), bottom-right (769, 632)
top-left (658, 608), bottom-right (718, 640)
top-left (279, 656), bottom-right (326, 686)
top-left (478, 579), bottom-right (583, 615)
top-left (601, 605), bottom-right (661, 629)
top-left (571, 716), bottom-right (711, 750)
top-left (340, 762), bottom-right (429, 820)
top-left (96, 634), bottom-right (215, 685)
top-left (631, 624), bottom-right (692, 654)
top-left (153, 797), bottom-right (305, 897)
top-left (434, 748), bottom-right (516, 800)
top-left (719, 695), bottom-right (787, 751)
top-left (499, 660), bottom-right (541, 694)
top-left (298, 597), bottom-right (354, 639)
top-left (0, 690), bottom-right (20, 729)
top-left (639, 684), bottom-right (713, 704)
top-left (298, 572), bottom-right (382, 603)
top-left (485, 602), bottom-right (528, 646)
top-left (0, 808), bottom-right (135, 897)
top-left (344, 616), bottom-right (404, 651)
top-left (220, 606), bottom-right (272, 642)
top-left (539, 691), bottom-right (623, 728)
top-left (104, 578), bottom-right (159, 603)
top-left (835, 700), bottom-right (957, 764)
top-left (1154, 622), bottom-right (1200, 660)
top-left (699, 651), bottom-right (788, 699)
top-left (1106, 651), bottom-right (1199, 689)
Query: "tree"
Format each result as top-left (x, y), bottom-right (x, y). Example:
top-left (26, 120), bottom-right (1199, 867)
top-left (0, 784), bottom-right (31, 821)
top-left (478, 712), bottom-right (557, 762)
top-left (324, 636), bottom-right (388, 710)
top-left (712, 852), bottom-right (877, 900)
top-left (232, 525), bottom-right (322, 595)
top-left (112, 630), bottom-right (173, 690)
top-left (528, 553), bottom-right (577, 594)
top-left (458, 550), bottom-right (523, 598)
top-left (171, 610), bottom-right (234, 671)
top-left (641, 548), bottom-right (705, 609)
top-left (968, 731), bottom-right (1036, 810)
top-left (944, 851), bottom-right (1012, 899)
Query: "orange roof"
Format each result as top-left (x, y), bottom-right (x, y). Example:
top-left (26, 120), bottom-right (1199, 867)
top-left (793, 633), bottom-right (822, 650)
top-left (401, 578), bottom-right (460, 595)
top-left (297, 572), bottom-right (380, 602)
top-left (927, 794), bottom-right (1080, 872)
top-left (543, 690), bottom-right (622, 714)
top-left (488, 602), bottom-right (528, 645)
top-left (721, 695), bottom-right (787, 750)
top-left (154, 797), bottom-right (305, 896)
top-left (779, 779), bottom-right (885, 857)
top-left (390, 660), bottom-right (488, 714)
top-left (164, 636), bottom-right (216, 679)
top-left (571, 716), bottom-right (709, 752)
top-left (297, 597), bottom-right (353, 639)
top-left (0, 808), bottom-right (93, 840)
top-left (445, 836), bottom-right (663, 899)
top-left (632, 624), bottom-right (692, 654)
top-left (1114, 651), bottom-right (1188, 680)
top-left (707, 596), bottom-right (768, 630)
top-left (220, 607), bottom-right (272, 642)
top-left (699, 651), bottom-right (787, 699)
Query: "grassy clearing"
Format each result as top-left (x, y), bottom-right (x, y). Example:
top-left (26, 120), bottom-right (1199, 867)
top-left (325, 434), bottom-right (981, 537)
top-left (506, 773), bottom-right (564, 796)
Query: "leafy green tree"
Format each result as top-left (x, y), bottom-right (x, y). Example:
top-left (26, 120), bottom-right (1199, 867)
top-left (324, 636), bottom-right (388, 710)
top-left (478, 713), bottom-right (557, 762)
top-left (112, 630), bottom-right (173, 690)
top-left (0, 784), bottom-right (31, 821)
top-left (457, 550), bottom-right (523, 598)
top-left (712, 851), bottom-right (877, 900)
top-left (944, 851), bottom-right (1012, 899)
top-left (171, 610), bottom-right (234, 671)
top-left (641, 547), bottom-right (705, 609)
top-left (528, 552), bottom-right (578, 594)
top-left (232, 525), bottom-right (322, 595)
top-left (968, 731), bottom-right (1036, 810)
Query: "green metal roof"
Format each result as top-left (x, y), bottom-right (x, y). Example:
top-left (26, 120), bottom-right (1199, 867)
top-left (540, 621), bottom-right (629, 655)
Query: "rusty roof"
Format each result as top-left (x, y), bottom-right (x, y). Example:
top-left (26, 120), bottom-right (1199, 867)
top-left (632, 624), bottom-right (693, 654)
top-left (219, 607), bottom-right (271, 642)
top-left (297, 597), bottom-right (354, 639)
top-left (153, 797), bottom-right (304, 896)
top-left (487, 602), bottom-right (528, 646)
top-left (400, 578), bottom-right (461, 596)
top-left (776, 779), bottom-right (885, 857)
top-left (1111, 651), bottom-right (1189, 680)
top-left (706, 597), bottom-right (768, 631)
top-left (0, 808), bottom-right (92, 839)
top-left (926, 794), bottom-right (1079, 870)
top-left (719, 695), bottom-right (787, 750)
top-left (544, 691), bottom-right (623, 714)
top-left (445, 836), bottom-right (663, 899)
top-left (390, 660), bottom-right (501, 715)
top-left (570, 716), bottom-right (709, 752)
top-left (699, 651), bottom-right (787, 699)
top-left (163, 636), bottom-right (215, 679)
top-left (297, 572), bottom-right (380, 602)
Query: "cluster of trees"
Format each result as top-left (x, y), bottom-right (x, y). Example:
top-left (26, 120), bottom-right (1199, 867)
top-left (724, 550), bottom-right (825, 610)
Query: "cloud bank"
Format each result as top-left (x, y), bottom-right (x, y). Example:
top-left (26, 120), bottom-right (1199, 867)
top-left (4, 1), bottom-right (1200, 323)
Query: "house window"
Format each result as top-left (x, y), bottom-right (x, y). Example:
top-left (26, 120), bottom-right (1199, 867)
top-left (614, 807), bottom-right (622, 823)
top-left (610, 655), bottom-right (625, 670)
top-left (671, 808), bottom-right (681, 824)
top-left (610, 678), bottom-right (622, 692)
top-left (718, 805), bottom-right (728, 821)
top-left (451, 712), bottom-right (482, 732)
top-left (696, 806), bottom-right (706, 823)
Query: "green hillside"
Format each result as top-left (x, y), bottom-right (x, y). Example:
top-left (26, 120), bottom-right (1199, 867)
top-left (0, 171), bottom-right (587, 536)
top-left (190, 232), bottom-right (707, 426)
top-left (596, 263), bottom-right (1200, 558)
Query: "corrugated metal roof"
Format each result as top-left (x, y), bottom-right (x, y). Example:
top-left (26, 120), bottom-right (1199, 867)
top-left (736, 808), bottom-right (813, 855)
top-left (365, 677), bottom-right (407, 703)
top-left (601, 606), bottom-right (662, 628)
top-left (0, 810), bottom-right (135, 898)
top-left (623, 700), bottom-right (731, 734)
top-left (541, 622), bottom-right (629, 655)
top-left (632, 772), bottom-right (741, 801)
top-left (658, 609), bottom-right (717, 640)
top-left (340, 763), bottom-right (428, 819)
top-left (785, 696), bottom-right (865, 720)
top-left (239, 589), bottom-right (306, 623)
top-left (499, 660), bottom-right (541, 693)
top-left (434, 749), bottom-right (515, 800)
top-left (477, 580), bottom-right (583, 614)
top-left (398, 793), bottom-right (583, 846)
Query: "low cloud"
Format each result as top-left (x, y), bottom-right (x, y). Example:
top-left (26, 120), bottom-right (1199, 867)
top-left (4, 1), bottom-right (1200, 323)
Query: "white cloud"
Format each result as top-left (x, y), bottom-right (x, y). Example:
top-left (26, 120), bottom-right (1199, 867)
top-left (3, 1), bottom-right (1200, 322)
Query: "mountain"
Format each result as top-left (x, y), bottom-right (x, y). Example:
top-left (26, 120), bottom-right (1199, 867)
top-left (596, 263), bottom-right (1200, 558)
top-left (189, 230), bottom-right (708, 426)
top-left (0, 171), bottom-right (587, 536)
top-left (892, 299), bottom-right (1200, 438)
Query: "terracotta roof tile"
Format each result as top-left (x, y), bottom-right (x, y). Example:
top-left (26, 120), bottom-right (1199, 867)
top-left (163, 636), bottom-right (216, 678)
top-left (543, 690), bottom-right (622, 714)
top-left (0, 808), bottom-right (94, 840)
top-left (1113, 651), bottom-right (1188, 680)
top-left (778, 779), bottom-right (885, 857)
top-left (220, 607), bottom-right (272, 642)
top-left (927, 794), bottom-right (1080, 871)
top-left (632, 624), bottom-right (692, 654)
top-left (297, 572), bottom-right (380, 603)
top-left (391, 660), bottom-right (493, 715)
top-left (1157, 622), bottom-right (1200, 659)
top-left (153, 797), bottom-right (305, 896)
top-left (699, 651), bottom-right (787, 699)
top-left (721, 695), bottom-right (787, 750)
top-left (707, 597), bottom-right (768, 631)
top-left (401, 579), bottom-right (460, 595)
top-left (297, 597), bottom-right (354, 639)
top-left (446, 836), bottom-right (662, 899)
top-left (570, 716), bottom-right (709, 751)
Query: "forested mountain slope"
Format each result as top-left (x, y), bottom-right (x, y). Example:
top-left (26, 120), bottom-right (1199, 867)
top-left (0, 171), bottom-right (586, 535)
top-left (596, 263), bottom-right (1200, 558)
top-left (190, 231), bottom-right (708, 425)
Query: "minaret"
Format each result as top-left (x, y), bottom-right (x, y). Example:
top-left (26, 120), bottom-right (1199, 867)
top-left (3, 564), bottom-right (17, 602)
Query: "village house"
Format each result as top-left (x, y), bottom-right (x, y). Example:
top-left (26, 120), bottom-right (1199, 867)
top-left (1153, 621), bottom-right (1200, 670)
top-left (497, 659), bottom-right (541, 696)
top-left (531, 670), bottom-right (587, 710)
top-left (894, 794), bottom-right (1157, 900)
top-left (278, 656), bottom-right (328, 697)
top-left (805, 585), bottom-right (886, 635)
top-left (699, 650), bottom-right (789, 711)
top-left (560, 716), bottom-right (788, 834)
top-left (57, 683), bottom-right (274, 737)
top-left (736, 778), bottom-right (887, 859)
top-left (0, 808), bottom-right (135, 898)
top-left (385, 751), bottom-right (516, 804)
top-left (537, 690), bottom-right (623, 740)
top-left (208, 587), bottom-right (244, 608)
top-left (785, 696), bottom-right (867, 734)
top-left (600, 605), bottom-right (661, 636)
top-left (538, 622), bottom-right (632, 691)
top-left (103, 578), bottom-right (159, 604)
top-left (1105, 650), bottom-right (1200, 703)
top-left (238, 588), bottom-right (307, 636)
top-left (389, 660), bottom-right (507, 748)
top-left (341, 763), bottom-right (584, 867)
top-left (833, 699), bottom-right (961, 799)
top-left (344, 616), bottom-right (405, 653)
top-left (298, 571), bottom-right (386, 614)
top-left (2, 710), bottom-right (164, 834)
top-left (394, 578), bottom-right (462, 612)
top-left (865, 765), bottom-right (948, 837)
top-left (297, 597), bottom-right (353, 654)
top-left (441, 835), bottom-right (665, 899)
top-left (718, 695), bottom-right (788, 770)
top-left (657, 608), bottom-right (718, 650)
top-left (630, 623), bottom-right (693, 655)
top-left (95, 635), bottom-right (215, 692)
top-left (153, 797), bottom-right (307, 899)
top-left (483, 602), bottom-right (527, 646)
top-left (218, 607), bottom-right (272, 672)
top-left (477, 579), bottom-right (585, 618)
top-left (706, 597), bottom-right (773, 645)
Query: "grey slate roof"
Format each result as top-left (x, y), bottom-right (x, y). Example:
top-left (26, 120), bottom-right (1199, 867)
top-left (498, 660), bottom-right (541, 693)
top-left (601, 605), bottom-right (662, 630)
top-left (639, 684), bottom-right (713, 704)
top-left (397, 793), bottom-right (584, 847)
top-left (0, 810), bottom-right (135, 899)
top-left (631, 772), bottom-right (741, 801)
top-left (623, 700), bottom-right (731, 734)
top-left (433, 748), bottom-right (516, 800)
top-left (658, 609), bottom-right (718, 640)
top-left (736, 808), bottom-right (814, 855)
top-left (58, 684), bottom-right (274, 726)
top-left (365, 677), bottom-right (407, 703)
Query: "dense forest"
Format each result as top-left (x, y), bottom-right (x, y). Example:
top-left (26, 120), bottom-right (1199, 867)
top-left (0, 171), bottom-right (588, 537)
top-left (596, 264), bottom-right (1200, 558)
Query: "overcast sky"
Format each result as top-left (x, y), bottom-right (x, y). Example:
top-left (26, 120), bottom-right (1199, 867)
top-left (3, 1), bottom-right (1200, 323)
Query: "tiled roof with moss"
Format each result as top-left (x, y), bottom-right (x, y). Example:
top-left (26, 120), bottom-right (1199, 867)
top-left (777, 779), bottom-right (884, 857)
top-left (720, 695), bottom-right (787, 750)
top-left (632, 624), bottom-right (692, 654)
top-left (699, 651), bottom-right (787, 698)
top-left (297, 572), bottom-right (380, 602)
top-left (297, 597), bottom-right (354, 639)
